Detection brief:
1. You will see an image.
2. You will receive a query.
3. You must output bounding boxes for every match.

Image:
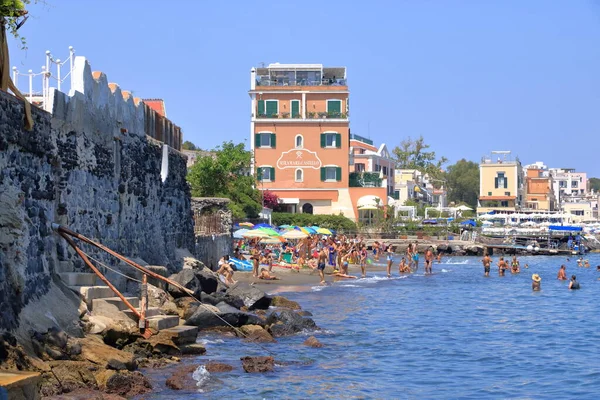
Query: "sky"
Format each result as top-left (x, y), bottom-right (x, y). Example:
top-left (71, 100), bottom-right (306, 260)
top-left (8, 0), bottom-right (600, 176)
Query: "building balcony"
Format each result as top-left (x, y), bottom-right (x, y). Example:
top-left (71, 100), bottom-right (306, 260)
top-left (349, 172), bottom-right (383, 188)
top-left (256, 78), bottom-right (347, 87)
top-left (349, 133), bottom-right (373, 146)
top-left (254, 111), bottom-right (348, 121)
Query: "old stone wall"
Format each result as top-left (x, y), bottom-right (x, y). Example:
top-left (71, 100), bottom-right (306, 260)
top-left (0, 56), bottom-right (194, 331)
top-left (191, 198), bottom-right (233, 270)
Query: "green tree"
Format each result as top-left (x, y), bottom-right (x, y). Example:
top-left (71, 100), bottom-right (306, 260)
top-left (187, 141), bottom-right (261, 218)
top-left (181, 141), bottom-right (198, 151)
top-left (444, 159), bottom-right (480, 207)
top-left (588, 177), bottom-right (600, 192)
top-left (1, 0), bottom-right (30, 48)
top-left (392, 135), bottom-right (447, 184)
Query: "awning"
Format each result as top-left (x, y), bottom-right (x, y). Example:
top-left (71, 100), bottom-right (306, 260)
top-left (548, 226), bottom-right (582, 232)
top-left (280, 198), bottom-right (299, 204)
top-left (357, 195), bottom-right (381, 209)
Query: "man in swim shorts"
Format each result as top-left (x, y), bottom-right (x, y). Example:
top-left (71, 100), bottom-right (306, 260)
top-left (481, 253), bottom-right (491, 277)
top-left (557, 265), bottom-right (567, 280)
top-left (317, 248), bottom-right (327, 284)
top-left (424, 247), bottom-right (434, 274)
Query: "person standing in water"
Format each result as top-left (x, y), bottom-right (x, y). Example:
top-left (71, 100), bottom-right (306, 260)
top-left (424, 246), bottom-right (434, 275)
top-left (511, 255), bottom-right (520, 274)
top-left (386, 244), bottom-right (394, 278)
top-left (532, 274), bottom-right (541, 291)
top-left (557, 265), bottom-right (567, 280)
top-left (317, 248), bottom-right (327, 284)
top-left (497, 257), bottom-right (508, 276)
top-left (481, 253), bottom-right (492, 277)
top-left (412, 242), bottom-right (420, 272)
top-left (568, 275), bottom-right (580, 290)
top-left (359, 245), bottom-right (367, 278)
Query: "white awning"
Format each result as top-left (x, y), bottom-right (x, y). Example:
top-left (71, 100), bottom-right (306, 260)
top-left (280, 198), bottom-right (299, 204)
top-left (357, 195), bottom-right (381, 209)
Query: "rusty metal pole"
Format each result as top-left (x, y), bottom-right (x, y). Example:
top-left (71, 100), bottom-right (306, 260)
top-left (59, 232), bottom-right (142, 320)
top-left (139, 274), bottom-right (147, 330)
top-left (53, 224), bottom-right (194, 296)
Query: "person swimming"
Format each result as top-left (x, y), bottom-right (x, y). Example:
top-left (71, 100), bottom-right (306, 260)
top-left (532, 274), bottom-right (541, 291)
top-left (569, 275), bottom-right (580, 290)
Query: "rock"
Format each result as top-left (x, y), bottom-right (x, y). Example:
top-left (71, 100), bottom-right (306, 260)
top-left (205, 362), bottom-right (233, 373)
top-left (267, 310), bottom-right (318, 337)
top-left (175, 297), bottom-right (201, 319)
top-left (147, 284), bottom-right (178, 315)
top-left (238, 324), bottom-right (276, 343)
top-left (104, 370), bottom-right (152, 397)
top-left (200, 291), bottom-right (245, 309)
top-left (297, 310), bottom-right (313, 317)
top-left (79, 335), bottom-right (136, 371)
top-left (66, 339), bottom-right (82, 357)
top-left (165, 364), bottom-right (197, 391)
top-left (185, 303), bottom-right (262, 329)
top-left (194, 268), bottom-right (220, 294)
top-left (226, 283), bottom-right (272, 310)
top-left (270, 296), bottom-right (301, 310)
top-left (45, 360), bottom-right (99, 395)
top-left (142, 332), bottom-right (181, 356)
top-left (303, 336), bottom-right (323, 348)
top-left (41, 388), bottom-right (127, 399)
top-left (240, 356), bottom-right (275, 373)
top-left (44, 327), bottom-right (69, 349)
top-left (182, 257), bottom-right (206, 270)
top-left (183, 302), bottom-right (220, 320)
top-left (180, 343), bottom-right (207, 355)
top-left (167, 269), bottom-right (202, 298)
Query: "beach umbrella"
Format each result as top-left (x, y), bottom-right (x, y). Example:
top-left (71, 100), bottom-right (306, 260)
top-left (294, 226), bottom-right (311, 235)
top-left (239, 222), bottom-right (254, 227)
top-left (282, 229), bottom-right (308, 239)
top-left (316, 227), bottom-right (333, 235)
top-left (254, 223), bottom-right (272, 229)
top-left (456, 205), bottom-right (473, 211)
top-left (242, 230), bottom-right (270, 239)
top-left (260, 237), bottom-right (283, 244)
top-left (256, 227), bottom-right (280, 236)
top-left (233, 228), bottom-right (249, 239)
top-left (279, 224), bottom-right (293, 229)
top-left (301, 226), bottom-right (317, 234)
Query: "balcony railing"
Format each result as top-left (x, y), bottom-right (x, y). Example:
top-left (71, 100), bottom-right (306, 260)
top-left (255, 111), bottom-right (348, 119)
top-left (349, 172), bottom-right (383, 188)
top-left (256, 78), bottom-right (347, 87)
top-left (350, 134), bottom-right (373, 146)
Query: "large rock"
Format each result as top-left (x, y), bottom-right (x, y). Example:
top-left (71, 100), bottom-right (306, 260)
top-left (103, 370), bottom-right (152, 397)
top-left (240, 356), bottom-right (275, 373)
top-left (185, 303), bottom-right (262, 329)
top-left (194, 268), bottom-right (221, 294)
top-left (41, 388), bottom-right (126, 400)
top-left (205, 362), bottom-right (233, 372)
top-left (270, 296), bottom-right (301, 310)
top-left (226, 283), bottom-right (271, 310)
top-left (200, 291), bottom-right (245, 309)
top-left (303, 336), bottom-right (324, 348)
top-left (267, 310), bottom-right (318, 337)
top-left (167, 269), bottom-right (202, 298)
top-left (42, 361), bottom-right (99, 395)
top-left (238, 324), bottom-right (276, 343)
top-left (165, 365), bottom-right (197, 391)
top-left (147, 284), bottom-right (178, 316)
top-left (79, 335), bottom-right (136, 371)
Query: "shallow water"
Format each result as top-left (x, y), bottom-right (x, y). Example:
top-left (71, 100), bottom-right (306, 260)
top-left (140, 255), bottom-right (600, 399)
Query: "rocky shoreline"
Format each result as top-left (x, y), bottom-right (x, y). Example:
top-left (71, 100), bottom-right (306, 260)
top-left (0, 256), bottom-right (321, 399)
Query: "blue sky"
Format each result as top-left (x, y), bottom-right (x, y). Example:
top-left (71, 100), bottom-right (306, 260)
top-left (8, 0), bottom-right (600, 176)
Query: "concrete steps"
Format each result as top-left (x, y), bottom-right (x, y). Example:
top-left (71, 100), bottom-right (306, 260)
top-left (123, 306), bottom-right (162, 320)
top-left (68, 286), bottom-right (116, 308)
top-left (146, 315), bottom-right (179, 331)
top-left (160, 325), bottom-right (199, 345)
top-left (92, 296), bottom-right (140, 313)
top-left (59, 272), bottom-right (100, 286)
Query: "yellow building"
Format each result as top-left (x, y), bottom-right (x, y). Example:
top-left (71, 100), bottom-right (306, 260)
top-left (562, 202), bottom-right (592, 223)
top-left (478, 151), bottom-right (525, 214)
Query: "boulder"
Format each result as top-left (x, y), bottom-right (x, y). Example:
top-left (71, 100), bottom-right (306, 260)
top-left (205, 362), bottom-right (233, 373)
top-left (41, 388), bottom-right (126, 400)
top-left (175, 297), bottom-right (200, 319)
top-left (194, 268), bottom-right (221, 294)
top-left (200, 291), bottom-right (245, 309)
top-left (240, 356), bottom-right (275, 373)
top-left (303, 336), bottom-right (324, 348)
top-left (266, 310), bottom-right (318, 337)
top-left (167, 269), bottom-right (202, 298)
top-left (147, 284), bottom-right (178, 315)
top-left (226, 283), bottom-right (272, 310)
top-left (182, 257), bottom-right (206, 270)
top-left (183, 302), bottom-right (220, 320)
top-left (238, 324), bottom-right (276, 343)
top-left (185, 303), bottom-right (262, 329)
top-left (79, 336), bottom-right (136, 371)
top-left (180, 343), bottom-right (206, 355)
top-left (165, 364), bottom-right (197, 391)
top-left (103, 370), bottom-right (152, 397)
top-left (270, 296), bottom-right (301, 310)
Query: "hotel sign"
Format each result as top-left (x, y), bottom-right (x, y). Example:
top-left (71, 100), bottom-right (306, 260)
top-left (277, 148), bottom-right (322, 169)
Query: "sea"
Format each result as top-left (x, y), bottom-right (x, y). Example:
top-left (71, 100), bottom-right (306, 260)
top-left (139, 254), bottom-right (600, 399)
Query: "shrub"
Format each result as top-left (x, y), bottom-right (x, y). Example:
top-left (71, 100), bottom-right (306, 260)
top-left (271, 213), bottom-right (356, 233)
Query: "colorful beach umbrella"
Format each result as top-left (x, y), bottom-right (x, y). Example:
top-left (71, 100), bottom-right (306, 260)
top-left (256, 227), bottom-right (280, 237)
top-left (239, 222), bottom-right (254, 227)
top-left (316, 228), bottom-right (333, 235)
top-left (254, 223), bottom-right (272, 229)
top-left (242, 230), bottom-right (270, 239)
top-left (282, 229), bottom-right (308, 239)
top-left (233, 228), bottom-right (249, 239)
top-left (260, 237), bottom-right (282, 244)
top-left (302, 226), bottom-right (317, 234)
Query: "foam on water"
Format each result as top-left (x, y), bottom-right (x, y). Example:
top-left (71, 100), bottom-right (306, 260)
top-left (198, 338), bottom-right (224, 345)
top-left (444, 259), bottom-right (470, 265)
top-left (192, 365), bottom-right (210, 391)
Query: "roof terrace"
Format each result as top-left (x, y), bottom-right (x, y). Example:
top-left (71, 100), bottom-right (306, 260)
top-left (253, 63), bottom-right (347, 87)
top-left (481, 151), bottom-right (518, 165)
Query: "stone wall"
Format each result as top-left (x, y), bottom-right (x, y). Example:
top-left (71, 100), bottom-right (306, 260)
top-left (191, 198), bottom-right (233, 270)
top-left (0, 56), bottom-right (194, 331)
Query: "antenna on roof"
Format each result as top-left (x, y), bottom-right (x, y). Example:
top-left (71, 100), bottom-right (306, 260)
top-left (259, 62), bottom-right (266, 68)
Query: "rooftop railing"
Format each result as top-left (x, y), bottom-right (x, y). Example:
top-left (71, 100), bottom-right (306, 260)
top-left (255, 111), bottom-right (348, 119)
top-left (349, 172), bottom-right (383, 188)
top-left (256, 78), bottom-right (347, 87)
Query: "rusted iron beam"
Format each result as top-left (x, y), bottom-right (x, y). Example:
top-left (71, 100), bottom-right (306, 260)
top-left (59, 232), bottom-right (141, 320)
top-left (139, 274), bottom-right (147, 330)
top-left (53, 224), bottom-right (194, 297)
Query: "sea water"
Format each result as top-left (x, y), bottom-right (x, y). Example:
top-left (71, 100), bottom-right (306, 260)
top-left (139, 255), bottom-right (600, 399)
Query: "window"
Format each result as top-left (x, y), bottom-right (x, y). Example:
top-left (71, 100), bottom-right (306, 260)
top-left (326, 99), bottom-right (342, 117)
top-left (257, 100), bottom-right (278, 117)
top-left (321, 166), bottom-right (342, 182)
top-left (505, 191), bottom-right (511, 196)
top-left (501, 201), bottom-right (509, 207)
top-left (320, 132), bottom-right (342, 148)
top-left (495, 172), bottom-right (507, 189)
top-left (295, 169), bottom-right (303, 182)
top-left (572, 181), bottom-right (578, 188)
top-left (375, 164), bottom-right (382, 172)
top-left (295, 134), bottom-right (303, 149)
top-left (488, 192), bottom-right (492, 196)
top-left (382, 166), bottom-right (388, 176)
top-left (254, 132), bottom-right (276, 148)
top-left (573, 210), bottom-right (584, 216)
top-left (355, 163), bottom-right (365, 172)
top-left (257, 166), bottom-right (275, 182)
top-left (291, 100), bottom-right (300, 118)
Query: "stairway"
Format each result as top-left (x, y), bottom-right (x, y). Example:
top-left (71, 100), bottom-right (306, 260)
top-left (59, 271), bottom-right (198, 343)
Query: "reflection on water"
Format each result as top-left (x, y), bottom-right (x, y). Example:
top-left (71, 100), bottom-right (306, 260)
top-left (139, 255), bottom-right (600, 399)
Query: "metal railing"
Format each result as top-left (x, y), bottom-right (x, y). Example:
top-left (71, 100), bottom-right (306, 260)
top-left (256, 78), bottom-right (347, 87)
top-left (349, 172), bottom-right (383, 188)
top-left (11, 46), bottom-right (75, 111)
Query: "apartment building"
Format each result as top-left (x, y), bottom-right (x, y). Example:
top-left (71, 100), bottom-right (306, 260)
top-left (478, 151), bottom-right (525, 214)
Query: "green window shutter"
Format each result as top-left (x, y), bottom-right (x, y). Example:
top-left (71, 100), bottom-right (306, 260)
top-left (336, 167), bottom-right (342, 181)
top-left (270, 133), bottom-right (276, 148)
top-left (335, 133), bottom-right (342, 148)
top-left (504, 179), bottom-right (508, 189)
top-left (320, 133), bottom-right (326, 148)
top-left (327, 100), bottom-right (341, 114)
top-left (494, 177), bottom-right (498, 189)
top-left (255, 133), bottom-right (261, 148)
top-left (258, 100), bottom-right (265, 116)
top-left (270, 167), bottom-right (275, 181)
top-left (257, 167), bottom-right (263, 181)
top-left (320, 167), bottom-right (326, 181)
top-left (291, 101), bottom-right (300, 118)
top-left (266, 100), bottom-right (278, 117)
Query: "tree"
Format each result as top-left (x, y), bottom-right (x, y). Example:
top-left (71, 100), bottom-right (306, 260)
top-left (262, 190), bottom-right (279, 210)
top-left (187, 141), bottom-right (261, 219)
top-left (1, 0), bottom-right (30, 48)
top-left (444, 159), bottom-right (480, 208)
top-left (589, 177), bottom-right (600, 192)
top-left (181, 141), bottom-right (198, 151)
top-left (392, 135), bottom-right (447, 183)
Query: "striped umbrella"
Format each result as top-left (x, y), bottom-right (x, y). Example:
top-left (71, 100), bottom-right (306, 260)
top-left (239, 222), bottom-right (254, 227)
top-left (317, 227), bottom-right (333, 235)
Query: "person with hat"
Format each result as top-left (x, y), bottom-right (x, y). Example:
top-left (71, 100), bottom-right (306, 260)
top-left (568, 275), bottom-right (580, 290)
top-left (532, 274), bottom-right (541, 291)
